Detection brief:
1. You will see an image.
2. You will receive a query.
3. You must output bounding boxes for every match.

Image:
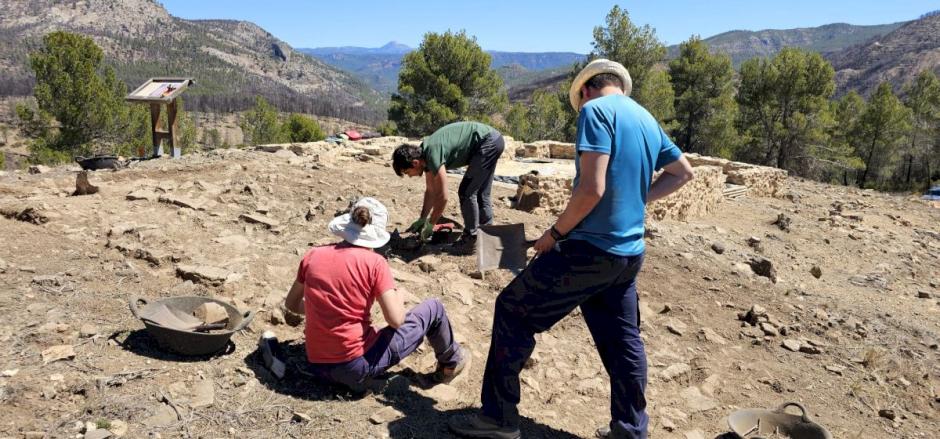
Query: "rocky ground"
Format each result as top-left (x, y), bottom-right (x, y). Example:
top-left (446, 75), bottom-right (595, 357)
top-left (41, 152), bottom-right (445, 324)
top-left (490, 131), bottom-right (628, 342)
top-left (0, 143), bottom-right (937, 439)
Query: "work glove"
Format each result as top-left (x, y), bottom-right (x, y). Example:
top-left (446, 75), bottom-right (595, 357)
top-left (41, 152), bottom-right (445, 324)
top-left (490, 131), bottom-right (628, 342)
top-left (419, 221), bottom-right (434, 242)
top-left (406, 217), bottom-right (429, 234)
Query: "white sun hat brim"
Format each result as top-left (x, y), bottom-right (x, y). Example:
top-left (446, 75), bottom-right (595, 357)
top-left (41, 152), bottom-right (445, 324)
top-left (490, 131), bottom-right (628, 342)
top-left (568, 58), bottom-right (632, 111)
top-left (327, 197), bottom-right (391, 248)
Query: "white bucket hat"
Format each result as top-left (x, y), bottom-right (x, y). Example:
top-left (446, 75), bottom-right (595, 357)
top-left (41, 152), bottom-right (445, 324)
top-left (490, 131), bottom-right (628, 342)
top-left (328, 197), bottom-right (391, 248)
top-left (568, 58), bottom-right (632, 111)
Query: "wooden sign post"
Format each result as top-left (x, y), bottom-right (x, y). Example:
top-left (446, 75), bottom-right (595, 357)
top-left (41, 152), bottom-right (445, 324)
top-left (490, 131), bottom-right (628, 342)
top-left (126, 78), bottom-right (194, 159)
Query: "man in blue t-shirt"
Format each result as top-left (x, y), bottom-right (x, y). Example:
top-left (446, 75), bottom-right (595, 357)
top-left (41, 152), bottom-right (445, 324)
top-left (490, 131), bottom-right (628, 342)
top-left (450, 59), bottom-right (694, 439)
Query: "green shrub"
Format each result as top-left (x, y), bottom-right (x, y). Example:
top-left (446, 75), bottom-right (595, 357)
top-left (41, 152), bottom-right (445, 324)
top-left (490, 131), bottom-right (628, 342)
top-left (280, 113), bottom-right (324, 142)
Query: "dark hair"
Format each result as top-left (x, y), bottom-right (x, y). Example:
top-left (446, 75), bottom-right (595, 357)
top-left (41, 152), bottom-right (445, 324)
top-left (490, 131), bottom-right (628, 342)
top-left (392, 144), bottom-right (423, 176)
top-left (351, 206), bottom-right (372, 227)
top-left (585, 73), bottom-right (623, 90)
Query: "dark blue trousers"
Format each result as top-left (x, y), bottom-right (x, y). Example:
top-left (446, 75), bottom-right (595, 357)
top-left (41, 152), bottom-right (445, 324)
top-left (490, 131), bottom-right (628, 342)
top-left (480, 240), bottom-right (648, 439)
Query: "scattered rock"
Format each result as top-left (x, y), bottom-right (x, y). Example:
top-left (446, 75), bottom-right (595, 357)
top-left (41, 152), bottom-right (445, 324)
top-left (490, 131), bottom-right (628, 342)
top-left (2, 369), bottom-right (19, 377)
top-left (666, 319), bottom-right (687, 336)
top-left (781, 339), bottom-right (802, 352)
top-left (748, 256), bottom-right (777, 283)
top-left (917, 291), bottom-right (932, 299)
top-left (759, 322), bottom-right (779, 337)
top-left (772, 213), bottom-right (791, 232)
top-left (799, 344), bottom-right (823, 355)
top-left (825, 365), bottom-right (846, 375)
top-left (291, 412), bottom-right (312, 423)
top-left (413, 255), bottom-right (441, 273)
top-left (31, 275), bottom-right (64, 288)
top-left (79, 324), bottom-right (99, 338)
top-left (85, 429), bottom-right (112, 439)
top-left (660, 363), bottom-right (692, 382)
top-left (679, 386), bottom-right (718, 413)
top-left (28, 165), bottom-right (51, 174)
top-left (41, 344), bottom-right (76, 364)
top-left (684, 430), bottom-right (706, 439)
top-left (108, 420), bottom-right (127, 437)
top-left (710, 242), bottom-right (725, 254)
top-left (158, 194), bottom-right (204, 210)
top-left (143, 404), bottom-right (178, 428)
top-left (878, 408), bottom-right (896, 420)
top-left (369, 406), bottom-right (404, 424)
top-left (810, 265), bottom-right (822, 279)
top-left (0, 206), bottom-right (50, 224)
top-left (699, 328), bottom-right (727, 345)
top-left (739, 305), bottom-right (768, 326)
top-left (239, 213), bottom-right (280, 229)
top-left (126, 189), bottom-right (158, 201)
top-left (175, 264), bottom-right (232, 286)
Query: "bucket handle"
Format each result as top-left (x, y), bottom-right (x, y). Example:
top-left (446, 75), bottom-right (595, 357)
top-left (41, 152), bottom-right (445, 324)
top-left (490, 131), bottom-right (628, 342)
top-left (775, 402), bottom-right (811, 422)
top-left (232, 310), bottom-right (255, 332)
top-left (128, 295), bottom-right (149, 319)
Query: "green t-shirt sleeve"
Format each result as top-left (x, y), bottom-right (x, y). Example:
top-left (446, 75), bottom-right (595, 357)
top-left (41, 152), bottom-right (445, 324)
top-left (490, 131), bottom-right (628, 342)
top-left (423, 143), bottom-right (445, 174)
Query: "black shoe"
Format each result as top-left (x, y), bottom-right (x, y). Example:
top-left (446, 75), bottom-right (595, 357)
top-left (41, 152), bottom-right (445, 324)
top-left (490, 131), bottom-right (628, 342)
top-left (448, 414), bottom-right (520, 439)
top-left (447, 234), bottom-right (477, 255)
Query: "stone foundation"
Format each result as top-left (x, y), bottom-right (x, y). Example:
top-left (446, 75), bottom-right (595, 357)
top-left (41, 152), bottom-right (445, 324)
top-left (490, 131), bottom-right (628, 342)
top-left (647, 166), bottom-right (727, 221)
top-left (513, 172), bottom-right (572, 215)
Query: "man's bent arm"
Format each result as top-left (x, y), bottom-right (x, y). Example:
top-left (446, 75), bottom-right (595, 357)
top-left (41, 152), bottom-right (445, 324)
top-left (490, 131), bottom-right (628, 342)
top-left (284, 280), bottom-right (305, 315)
top-left (425, 165), bottom-right (448, 225)
top-left (554, 152), bottom-right (609, 234)
top-left (647, 155), bottom-right (694, 203)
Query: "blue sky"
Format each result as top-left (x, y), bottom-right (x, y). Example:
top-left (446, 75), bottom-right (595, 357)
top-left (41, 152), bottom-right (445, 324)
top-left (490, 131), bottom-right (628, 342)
top-left (159, 1), bottom-right (938, 53)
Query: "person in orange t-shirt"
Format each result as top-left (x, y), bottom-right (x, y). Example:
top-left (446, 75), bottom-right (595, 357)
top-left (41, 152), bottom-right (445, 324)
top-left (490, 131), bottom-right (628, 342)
top-left (284, 197), bottom-right (468, 391)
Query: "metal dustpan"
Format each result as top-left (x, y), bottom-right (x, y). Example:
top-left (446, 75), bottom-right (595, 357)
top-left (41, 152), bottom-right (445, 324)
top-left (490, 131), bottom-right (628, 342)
top-left (728, 402), bottom-right (832, 439)
top-left (477, 224), bottom-right (535, 273)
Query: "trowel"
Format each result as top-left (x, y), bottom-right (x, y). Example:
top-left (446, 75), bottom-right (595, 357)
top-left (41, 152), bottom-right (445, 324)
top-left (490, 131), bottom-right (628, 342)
top-left (476, 223), bottom-right (537, 274)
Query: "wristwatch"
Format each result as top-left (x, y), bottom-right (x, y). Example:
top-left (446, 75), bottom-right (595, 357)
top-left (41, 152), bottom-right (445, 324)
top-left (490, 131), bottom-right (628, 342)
top-left (549, 225), bottom-right (566, 241)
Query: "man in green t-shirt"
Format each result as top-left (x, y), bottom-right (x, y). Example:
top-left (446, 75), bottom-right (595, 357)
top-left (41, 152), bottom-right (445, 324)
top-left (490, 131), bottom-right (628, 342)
top-left (392, 121), bottom-right (505, 253)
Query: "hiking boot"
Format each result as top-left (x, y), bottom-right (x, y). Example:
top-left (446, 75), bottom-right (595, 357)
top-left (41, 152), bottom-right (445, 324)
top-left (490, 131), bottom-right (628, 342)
top-left (448, 414), bottom-right (520, 439)
top-left (595, 423), bottom-right (632, 438)
top-left (432, 345), bottom-right (471, 384)
top-left (447, 233), bottom-right (477, 256)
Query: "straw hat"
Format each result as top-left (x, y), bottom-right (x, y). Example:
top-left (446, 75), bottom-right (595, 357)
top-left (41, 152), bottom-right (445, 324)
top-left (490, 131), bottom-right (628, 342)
top-left (328, 197), bottom-right (391, 248)
top-left (568, 58), bottom-right (632, 111)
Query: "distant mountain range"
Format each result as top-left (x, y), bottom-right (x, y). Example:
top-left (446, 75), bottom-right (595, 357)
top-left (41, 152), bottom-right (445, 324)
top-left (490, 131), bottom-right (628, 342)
top-left (298, 44), bottom-right (585, 93)
top-left (828, 14), bottom-right (940, 96)
top-left (511, 17), bottom-right (939, 101)
top-left (670, 22), bottom-right (907, 67)
top-left (0, 0), bottom-right (386, 123)
top-left (1, 0), bottom-right (936, 126)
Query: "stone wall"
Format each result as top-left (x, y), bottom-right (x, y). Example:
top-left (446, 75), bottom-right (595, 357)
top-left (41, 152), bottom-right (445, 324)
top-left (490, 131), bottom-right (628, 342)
top-left (685, 153), bottom-right (788, 197)
top-left (513, 172), bottom-right (573, 216)
top-left (515, 140), bottom-right (576, 160)
top-left (512, 166), bottom-right (727, 221)
top-left (647, 166), bottom-right (726, 221)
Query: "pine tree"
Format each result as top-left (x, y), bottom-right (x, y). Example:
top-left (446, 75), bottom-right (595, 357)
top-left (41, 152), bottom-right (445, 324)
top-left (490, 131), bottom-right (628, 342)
top-left (901, 70), bottom-right (940, 191)
top-left (590, 6), bottom-right (674, 123)
top-left (855, 82), bottom-right (912, 188)
top-left (818, 92), bottom-right (865, 184)
top-left (668, 36), bottom-right (738, 157)
top-left (240, 96), bottom-right (284, 145)
top-left (389, 31), bottom-right (506, 136)
top-left (280, 113), bottom-right (325, 143)
top-left (736, 48), bottom-right (835, 172)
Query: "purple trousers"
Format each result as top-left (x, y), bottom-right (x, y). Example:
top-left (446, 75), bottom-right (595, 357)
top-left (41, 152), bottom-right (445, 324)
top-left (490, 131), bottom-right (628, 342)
top-left (305, 298), bottom-right (462, 389)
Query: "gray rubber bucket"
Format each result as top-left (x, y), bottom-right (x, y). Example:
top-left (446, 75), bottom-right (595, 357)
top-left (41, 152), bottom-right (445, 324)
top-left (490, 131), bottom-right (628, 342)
top-left (728, 402), bottom-right (832, 439)
top-left (129, 296), bottom-right (254, 356)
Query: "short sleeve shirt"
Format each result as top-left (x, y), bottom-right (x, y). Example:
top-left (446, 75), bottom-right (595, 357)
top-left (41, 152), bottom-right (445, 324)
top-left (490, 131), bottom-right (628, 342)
top-left (422, 121), bottom-right (494, 173)
top-left (296, 243), bottom-right (396, 363)
top-left (567, 94), bottom-right (683, 256)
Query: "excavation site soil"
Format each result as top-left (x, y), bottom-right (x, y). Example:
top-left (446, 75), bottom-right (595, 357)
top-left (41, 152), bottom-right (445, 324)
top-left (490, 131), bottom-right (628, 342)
top-left (0, 138), bottom-right (937, 439)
